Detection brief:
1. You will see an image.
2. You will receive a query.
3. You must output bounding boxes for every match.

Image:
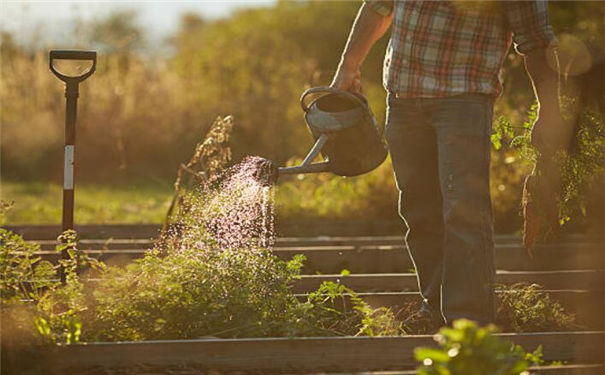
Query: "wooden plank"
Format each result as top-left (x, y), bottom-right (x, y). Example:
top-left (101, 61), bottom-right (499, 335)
top-left (3, 224), bottom-right (162, 240)
top-left (293, 270), bottom-right (605, 293)
top-left (309, 366), bottom-right (604, 375)
top-left (7, 223), bottom-right (602, 244)
top-left (34, 238), bottom-right (154, 251)
top-left (31, 242), bottom-right (605, 272)
top-left (45, 332), bottom-right (605, 373)
top-left (528, 364), bottom-right (605, 375)
top-left (274, 234), bottom-right (604, 248)
top-left (24, 232), bottom-right (603, 250)
top-left (275, 244), bottom-right (604, 273)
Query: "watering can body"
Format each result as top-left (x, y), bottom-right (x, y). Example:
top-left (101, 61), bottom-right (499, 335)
top-left (278, 86), bottom-right (388, 177)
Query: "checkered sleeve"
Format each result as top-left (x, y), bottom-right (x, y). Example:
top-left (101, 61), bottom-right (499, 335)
top-left (363, 0), bottom-right (394, 17)
top-left (505, 1), bottom-right (558, 55)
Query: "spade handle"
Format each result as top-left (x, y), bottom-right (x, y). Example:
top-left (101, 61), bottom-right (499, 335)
top-left (49, 50), bottom-right (97, 83)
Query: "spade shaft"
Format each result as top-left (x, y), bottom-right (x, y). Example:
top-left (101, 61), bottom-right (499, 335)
top-left (49, 50), bottom-right (97, 282)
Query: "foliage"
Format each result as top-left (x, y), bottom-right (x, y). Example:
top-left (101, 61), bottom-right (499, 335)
top-left (301, 280), bottom-right (403, 337)
top-left (0, 228), bottom-right (52, 302)
top-left (163, 115), bottom-right (235, 235)
top-left (0, 229), bottom-right (103, 346)
top-left (0, 228), bottom-right (403, 345)
top-left (496, 283), bottom-right (577, 333)
top-left (85, 10), bottom-right (145, 54)
top-left (415, 319), bottom-right (542, 375)
top-left (510, 99), bottom-right (605, 225)
top-left (3, 2), bottom-right (604, 233)
top-left (560, 103), bottom-right (605, 221)
top-left (276, 157), bottom-right (398, 221)
top-left (89, 248), bottom-right (302, 340)
top-left (1, 3), bottom-right (370, 183)
top-left (491, 116), bottom-right (516, 152)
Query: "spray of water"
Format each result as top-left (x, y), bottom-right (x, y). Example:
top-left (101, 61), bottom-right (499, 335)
top-left (162, 156), bottom-right (279, 252)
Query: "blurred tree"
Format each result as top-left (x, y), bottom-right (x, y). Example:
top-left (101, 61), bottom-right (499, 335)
top-left (169, 1), bottom-right (387, 163)
top-left (86, 10), bottom-right (145, 55)
top-left (2, 0), bottom-right (603, 231)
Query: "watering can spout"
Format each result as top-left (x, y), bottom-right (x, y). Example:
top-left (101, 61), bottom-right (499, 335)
top-left (277, 161), bottom-right (331, 175)
top-left (277, 134), bottom-right (331, 176)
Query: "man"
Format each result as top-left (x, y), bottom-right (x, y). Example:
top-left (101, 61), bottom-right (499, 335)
top-left (331, 0), bottom-right (567, 327)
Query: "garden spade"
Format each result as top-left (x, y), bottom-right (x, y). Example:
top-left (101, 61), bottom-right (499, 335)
top-left (49, 50), bottom-right (97, 282)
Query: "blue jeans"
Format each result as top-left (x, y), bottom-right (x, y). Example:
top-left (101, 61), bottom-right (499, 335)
top-left (385, 93), bottom-right (496, 325)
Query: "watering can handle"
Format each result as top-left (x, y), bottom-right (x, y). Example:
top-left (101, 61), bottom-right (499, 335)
top-left (49, 50), bottom-right (97, 83)
top-left (300, 86), bottom-right (368, 113)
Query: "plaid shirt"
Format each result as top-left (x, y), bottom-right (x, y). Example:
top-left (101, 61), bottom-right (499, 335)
top-left (365, 0), bottom-right (558, 98)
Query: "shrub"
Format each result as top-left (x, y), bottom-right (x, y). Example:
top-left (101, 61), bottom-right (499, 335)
top-left (88, 246), bottom-right (403, 340)
top-left (415, 319), bottom-right (542, 375)
top-left (496, 283), bottom-right (577, 332)
top-left (1, 228), bottom-right (403, 345)
top-left (510, 99), bottom-right (605, 227)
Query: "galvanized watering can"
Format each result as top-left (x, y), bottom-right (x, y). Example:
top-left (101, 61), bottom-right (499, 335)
top-left (277, 86), bottom-right (388, 177)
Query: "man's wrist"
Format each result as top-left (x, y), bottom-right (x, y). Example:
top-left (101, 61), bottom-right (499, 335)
top-left (339, 54), bottom-right (361, 71)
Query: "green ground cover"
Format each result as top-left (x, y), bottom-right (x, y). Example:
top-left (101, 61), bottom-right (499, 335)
top-left (1, 161), bottom-right (399, 226)
top-left (1, 182), bottom-right (173, 225)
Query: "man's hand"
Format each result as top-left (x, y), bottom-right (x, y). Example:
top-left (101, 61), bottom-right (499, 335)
top-left (331, 62), bottom-right (362, 93)
top-left (531, 107), bottom-right (572, 157)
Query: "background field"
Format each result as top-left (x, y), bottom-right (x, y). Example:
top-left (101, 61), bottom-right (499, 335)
top-left (1, 1), bottom-right (604, 234)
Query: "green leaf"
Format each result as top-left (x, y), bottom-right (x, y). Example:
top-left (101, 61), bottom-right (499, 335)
top-left (414, 347), bottom-right (452, 363)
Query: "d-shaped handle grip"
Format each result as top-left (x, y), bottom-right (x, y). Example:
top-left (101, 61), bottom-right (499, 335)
top-left (49, 49), bottom-right (97, 83)
top-left (300, 86), bottom-right (368, 113)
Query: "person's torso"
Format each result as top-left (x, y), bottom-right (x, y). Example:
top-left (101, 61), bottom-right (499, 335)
top-left (384, 0), bottom-right (513, 98)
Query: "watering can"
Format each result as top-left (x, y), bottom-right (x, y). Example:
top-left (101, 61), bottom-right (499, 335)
top-left (277, 86), bottom-right (388, 177)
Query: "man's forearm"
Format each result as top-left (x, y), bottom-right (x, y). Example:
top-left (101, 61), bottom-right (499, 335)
top-left (524, 48), bottom-right (561, 114)
top-left (338, 3), bottom-right (393, 70)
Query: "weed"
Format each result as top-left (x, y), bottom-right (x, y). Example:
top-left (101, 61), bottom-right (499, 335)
top-left (512, 98), bottom-right (605, 227)
top-left (496, 283), bottom-right (577, 332)
top-left (415, 319), bottom-right (543, 375)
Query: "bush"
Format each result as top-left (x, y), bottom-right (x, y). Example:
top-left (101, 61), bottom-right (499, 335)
top-left (496, 283), bottom-right (577, 332)
top-left (415, 319), bottom-right (542, 375)
top-left (88, 246), bottom-right (403, 340)
top-left (0, 228), bottom-right (403, 345)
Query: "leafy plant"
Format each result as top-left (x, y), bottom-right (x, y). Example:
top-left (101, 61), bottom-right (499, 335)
top-left (1, 228), bottom-right (107, 346)
top-left (511, 98), bottom-right (605, 226)
top-left (2, 228), bottom-right (402, 345)
top-left (88, 245), bottom-right (403, 341)
top-left (415, 319), bottom-right (542, 375)
top-left (496, 283), bottom-right (577, 332)
top-left (299, 280), bottom-right (403, 337)
top-left (0, 228), bottom-right (52, 302)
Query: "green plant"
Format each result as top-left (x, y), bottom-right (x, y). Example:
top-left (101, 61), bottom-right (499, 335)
top-left (0, 228), bottom-right (56, 303)
top-left (415, 319), bottom-right (542, 375)
top-left (0, 213), bottom-right (402, 343)
top-left (87, 245), bottom-right (402, 341)
top-left (1, 182), bottom-right (172, 225)
top-left (1, 228), bottom-right (107, 346)
top-left (32, 231), bottom-right (103, 345)
top-left (511, 99), bottom-right (605, 226)
top-left (496, 283), bottom-right (577, 332)
top-left (299, 280), bottom-right (403, 337)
